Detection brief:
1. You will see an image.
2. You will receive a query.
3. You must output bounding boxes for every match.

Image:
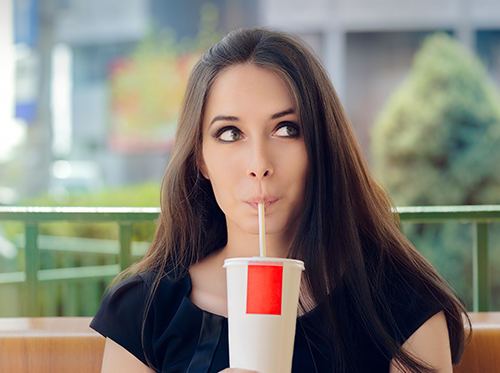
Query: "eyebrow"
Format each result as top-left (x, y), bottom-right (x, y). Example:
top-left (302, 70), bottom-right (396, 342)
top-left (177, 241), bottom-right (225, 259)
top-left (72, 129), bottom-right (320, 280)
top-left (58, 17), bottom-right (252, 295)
top-left (270, 108), bottom-right (295, 120)
top-left (208, 108), bottom-right (296, 128)
top-left (209, 115), bottom-right (239, 127)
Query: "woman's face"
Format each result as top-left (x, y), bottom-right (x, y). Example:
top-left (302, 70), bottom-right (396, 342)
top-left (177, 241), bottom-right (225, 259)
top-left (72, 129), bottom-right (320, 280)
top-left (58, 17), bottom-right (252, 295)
top-left (200, 64), bottom-right (308, 238)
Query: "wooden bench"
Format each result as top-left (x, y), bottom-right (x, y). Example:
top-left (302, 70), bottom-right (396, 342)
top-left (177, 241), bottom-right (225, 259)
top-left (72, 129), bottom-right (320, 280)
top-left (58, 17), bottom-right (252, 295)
top-left (0, 313), bottom-right (498, 372)
top-left (0, 317), bottom-right (104, 373)
top-left (454, 312), bottom-right (500, 373)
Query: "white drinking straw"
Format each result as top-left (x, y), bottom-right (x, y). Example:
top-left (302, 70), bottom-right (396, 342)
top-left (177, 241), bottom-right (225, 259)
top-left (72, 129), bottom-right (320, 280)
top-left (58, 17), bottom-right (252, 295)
top-left (258, 203), bottom-right (266, 257)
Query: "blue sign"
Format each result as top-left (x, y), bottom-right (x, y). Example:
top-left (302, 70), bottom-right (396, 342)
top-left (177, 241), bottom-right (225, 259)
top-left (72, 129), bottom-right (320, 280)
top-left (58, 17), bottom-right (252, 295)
top-left (14, 0), bottom-right (38, 48)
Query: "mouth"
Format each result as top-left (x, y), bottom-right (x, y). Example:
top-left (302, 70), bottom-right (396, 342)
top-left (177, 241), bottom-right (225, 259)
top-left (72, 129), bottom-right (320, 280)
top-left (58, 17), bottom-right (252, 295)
top-left (245, 198), bottom-right (279, 211)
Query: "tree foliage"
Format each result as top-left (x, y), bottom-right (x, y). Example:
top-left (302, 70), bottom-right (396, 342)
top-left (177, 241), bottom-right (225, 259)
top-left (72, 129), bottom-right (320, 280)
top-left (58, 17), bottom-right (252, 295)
top-left (109, 3), bottom-right (221, 149)
top-left (3, 182), bottom-right (160, 242)
top-left (371, 33), bottom-right (500, 310)
top-left (372, 33), bottom-right (500, 206)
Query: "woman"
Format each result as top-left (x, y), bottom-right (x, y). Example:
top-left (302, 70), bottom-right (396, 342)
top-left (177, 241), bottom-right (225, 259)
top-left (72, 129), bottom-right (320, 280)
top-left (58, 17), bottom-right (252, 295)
top-left (91, 27), bottom-right (469, 373)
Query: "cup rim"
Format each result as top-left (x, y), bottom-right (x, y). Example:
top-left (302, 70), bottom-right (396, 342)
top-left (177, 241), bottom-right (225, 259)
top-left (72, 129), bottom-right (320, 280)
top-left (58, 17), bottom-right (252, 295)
top-left (223, 257), bottom-right (305, 270)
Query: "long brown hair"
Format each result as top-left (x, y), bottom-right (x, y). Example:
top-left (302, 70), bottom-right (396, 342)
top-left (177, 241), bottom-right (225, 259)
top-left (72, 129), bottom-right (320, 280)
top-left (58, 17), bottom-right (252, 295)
top-left (122, 27), bottom-right (469, 373)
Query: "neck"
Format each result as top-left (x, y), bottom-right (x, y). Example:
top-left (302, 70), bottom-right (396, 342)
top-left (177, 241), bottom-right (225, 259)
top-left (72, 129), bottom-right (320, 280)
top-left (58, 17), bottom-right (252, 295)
top-left (223, 219), bottom-right (295, 259)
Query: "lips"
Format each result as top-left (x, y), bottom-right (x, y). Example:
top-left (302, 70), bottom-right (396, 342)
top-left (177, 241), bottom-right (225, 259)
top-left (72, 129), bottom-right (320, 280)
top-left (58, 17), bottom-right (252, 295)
top-left (245, 197), bottom-right (279, 211)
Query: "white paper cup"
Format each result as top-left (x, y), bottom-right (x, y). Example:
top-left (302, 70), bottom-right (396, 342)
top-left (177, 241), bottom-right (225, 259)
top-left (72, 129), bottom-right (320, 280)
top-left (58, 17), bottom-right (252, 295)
top-left (224, 257), bottom-right (305, 373)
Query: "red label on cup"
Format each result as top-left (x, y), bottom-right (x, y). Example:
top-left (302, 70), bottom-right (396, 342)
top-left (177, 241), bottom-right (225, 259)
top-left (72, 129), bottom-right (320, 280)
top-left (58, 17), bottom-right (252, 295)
top-left (246, 263), bottom-right (283, 315)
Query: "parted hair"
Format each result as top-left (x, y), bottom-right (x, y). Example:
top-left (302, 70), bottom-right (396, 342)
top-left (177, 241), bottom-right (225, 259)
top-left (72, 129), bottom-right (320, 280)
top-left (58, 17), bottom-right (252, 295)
top-left (121, 27), bottom-right (469, 373)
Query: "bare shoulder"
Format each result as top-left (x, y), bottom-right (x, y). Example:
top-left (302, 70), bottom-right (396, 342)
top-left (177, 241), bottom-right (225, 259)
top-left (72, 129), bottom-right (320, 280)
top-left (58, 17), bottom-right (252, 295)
top-left (101, 338), bottom-right (153, 373)
top-left (390, 311), bottom-right (452, 373)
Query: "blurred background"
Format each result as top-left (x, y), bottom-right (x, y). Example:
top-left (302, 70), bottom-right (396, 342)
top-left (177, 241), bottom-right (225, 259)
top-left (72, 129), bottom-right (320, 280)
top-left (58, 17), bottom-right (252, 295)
top-left (1, 0), bottom-right (500, 316)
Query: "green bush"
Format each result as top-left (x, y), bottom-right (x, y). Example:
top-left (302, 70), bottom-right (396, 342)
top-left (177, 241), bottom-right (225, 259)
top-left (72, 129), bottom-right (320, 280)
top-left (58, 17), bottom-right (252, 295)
top-left (4, 181), bottom-right (160, 241)
top-left (372, 33), bottom-right (500, 206)
top-left (0, 182), bottom-right (162, 317)
top-left (371, 33), bottom-right (500, 310)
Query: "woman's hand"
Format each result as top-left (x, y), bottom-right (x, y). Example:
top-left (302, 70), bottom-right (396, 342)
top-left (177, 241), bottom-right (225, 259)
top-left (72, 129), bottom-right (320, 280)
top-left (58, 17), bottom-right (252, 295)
top-left (218, 369), bottom-right (261, 373)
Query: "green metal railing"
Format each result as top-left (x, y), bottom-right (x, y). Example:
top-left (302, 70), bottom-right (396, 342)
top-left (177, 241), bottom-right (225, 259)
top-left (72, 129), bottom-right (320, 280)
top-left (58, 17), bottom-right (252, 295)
top-left (396, 205), bottom-right (500, 313)
top-left (0, 207), bottom-right (160, 316)
top-left (0, 205), bottom-right (499, 316)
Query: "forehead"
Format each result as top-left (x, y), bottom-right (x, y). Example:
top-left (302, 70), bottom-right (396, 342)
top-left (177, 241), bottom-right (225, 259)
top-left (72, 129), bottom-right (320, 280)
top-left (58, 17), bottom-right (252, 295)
top-left (203, 64), bottom-right (297, 121)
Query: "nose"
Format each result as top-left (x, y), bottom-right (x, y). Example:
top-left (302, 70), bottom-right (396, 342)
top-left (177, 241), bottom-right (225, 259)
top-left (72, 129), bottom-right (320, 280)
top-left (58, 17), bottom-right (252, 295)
top-left (246, 142), bottom-right (274, 180)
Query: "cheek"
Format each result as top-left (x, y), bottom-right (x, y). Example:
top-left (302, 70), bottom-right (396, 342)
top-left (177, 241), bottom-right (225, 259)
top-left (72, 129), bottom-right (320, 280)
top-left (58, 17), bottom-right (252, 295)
top-left (202, 142), bottom-right (245, 184)
top-left (206, 172), bottom-right (241, 220)
top-left (290, 157), bottom-right (309, 211)
top-left (200, 145), bottom-right (221, 180)
top-left (284, 147), bottom-right (308, 188)
top-left (295, 164), bottom-right (309, 204)
top-left (202, 155), bottom-right (239, 204)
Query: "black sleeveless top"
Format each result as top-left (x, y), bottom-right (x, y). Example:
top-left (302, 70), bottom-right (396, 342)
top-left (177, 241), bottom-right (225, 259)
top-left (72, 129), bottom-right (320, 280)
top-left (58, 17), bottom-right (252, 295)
top-left (90, 270), bottom-right (442, 372)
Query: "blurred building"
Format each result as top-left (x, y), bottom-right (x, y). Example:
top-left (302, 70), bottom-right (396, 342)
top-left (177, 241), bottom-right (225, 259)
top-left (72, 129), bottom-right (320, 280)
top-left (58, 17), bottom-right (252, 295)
top-left (8, 0), bottom-right (500, 200)
top-left (261, 0), bottom-right (500, 160)
top-left (11, 0), bottom-right (258, 199)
